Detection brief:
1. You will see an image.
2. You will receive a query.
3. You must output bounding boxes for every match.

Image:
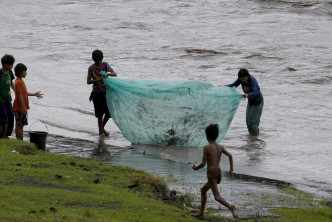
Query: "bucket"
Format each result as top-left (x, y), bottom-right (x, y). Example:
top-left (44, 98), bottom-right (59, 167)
top-left (28, 121), bottom-right (49, 150)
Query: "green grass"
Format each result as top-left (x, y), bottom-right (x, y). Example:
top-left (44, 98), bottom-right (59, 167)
top-left (1, 140), bottom-right (331, 222)
top-left (0, 139), bottom-right (197, 222)
top-left (241, 208), bottom-right (332, 222)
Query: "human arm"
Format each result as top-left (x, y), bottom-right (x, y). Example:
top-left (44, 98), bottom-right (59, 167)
top-left (106, 63), bottom-right (117, 77)
top-left (222, 147), bottom-right (234, 179)
top-left (87, 67), bottom-right (104, 85)
top-left (10, 72), bottom-right (15, 92)
top-left (107, 71), bottom-right (117, 77)
top-left (226, 78), bottom-right (241, 88)
top-left (11, 81), bottom-right (15, 92)
top-left (87, 76), bottom-right (104, 84)
top-left (17, 93), bottom-right (27, 114)
top-left (28, 91), bottom-right (43, 99)
top-left (192, 147), bottom-right (208, 170)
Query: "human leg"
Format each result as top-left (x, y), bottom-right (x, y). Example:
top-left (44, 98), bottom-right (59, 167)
top-left (210, 182), bottom-right (238, 219)
top-left (6, 103), bottom-right (14, 137)
top-left (247, 101), bottom-right (264, 135)
top-left (0, 102), bottom-right (8, 138)
top-left (14, 112), bottom-right (27, 140)
top-left (15, 126), bottom-right (23, 140)
top-left (197, 182), bottom-right (211, 219)
top-left (102, 116), bottom-right (110, 136)
top-left (97, 117), bottom-right (104, 136)
top-left (102, 94), bottom-right (111, 136)
top-left (93, 93), bottom-right (106, 136)
top-left (246, 103), bottom-right (252, 133)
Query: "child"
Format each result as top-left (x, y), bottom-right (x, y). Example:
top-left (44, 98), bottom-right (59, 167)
top-left (0, 54), bottom-right (15, 139)
top-left (87, 50), bottom-right (117, 137)
top-left (12, 63), bottom-right (43, 140)
top-left (192, 124), bottom-right (238, 219)
top-left (227, 68), bottom-right (263, 136)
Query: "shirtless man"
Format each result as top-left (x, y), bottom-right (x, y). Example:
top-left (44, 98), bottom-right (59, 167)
top-left (192, 124), bottom-right (238, 219)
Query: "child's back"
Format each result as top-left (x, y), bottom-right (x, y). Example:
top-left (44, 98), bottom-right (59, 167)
top-left (205, 143), bottom-right (223, 184)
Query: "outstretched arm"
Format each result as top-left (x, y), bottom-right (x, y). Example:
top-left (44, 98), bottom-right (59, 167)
top-left (192, 147), bottom-right (207, 170)
top-left (226, 78), bottom-right (241, 88)
top-left (28, 91), bottom-right (43, 99)
top-left (222, 147), bottom-right (234, 178)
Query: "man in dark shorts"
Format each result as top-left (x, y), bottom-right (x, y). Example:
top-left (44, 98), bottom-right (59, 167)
top-left (192, 124), bottom-right (238, 219)
top-left (87, 50), bottom-right (117, 137)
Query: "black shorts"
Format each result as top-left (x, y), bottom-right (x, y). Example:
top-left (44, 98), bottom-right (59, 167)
top-left (90, 92), bottom-right (111, 118)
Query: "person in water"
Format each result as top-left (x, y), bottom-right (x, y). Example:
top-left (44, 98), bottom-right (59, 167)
top-left (192, 124), bottom-right (238, 219)
top-left (0, 54), bottom-right (15, 139)
top-left (12, 63), bottom-right (43, 140)
top-left (227, 68), bottom-right (263, 136)
top-left (87, 50), bottom-right (117, 137)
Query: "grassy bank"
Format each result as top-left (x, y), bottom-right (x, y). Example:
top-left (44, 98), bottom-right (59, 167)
top-left (0, 139), bottom-right (331, 222)
top-left (0, 139), bottom-right (196, 222)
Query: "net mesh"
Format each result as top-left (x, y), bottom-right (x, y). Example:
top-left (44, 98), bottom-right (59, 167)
top-left (104, 78), bottom-right (242, 148)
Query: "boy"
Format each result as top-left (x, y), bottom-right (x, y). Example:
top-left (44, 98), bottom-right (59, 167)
top-left (227, 68), bottom-right (263, 136)
top-left (0, 54), bottom-right (15, 139)
top-left (12, 63), bottom-right (43, 140)
top-left (87, 50), bottom-right (117, 137)
top-left (192, 124), bottom-right (238, 219)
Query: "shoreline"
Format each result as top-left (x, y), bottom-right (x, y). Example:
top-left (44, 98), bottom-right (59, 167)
top-left (0, 139), bottom-right (196, 222)
top-left (0, 139), bottom-right (331, 221)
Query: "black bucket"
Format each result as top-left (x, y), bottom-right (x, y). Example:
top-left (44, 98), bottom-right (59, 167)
top-left (28, 122), bottom-right (48, 150)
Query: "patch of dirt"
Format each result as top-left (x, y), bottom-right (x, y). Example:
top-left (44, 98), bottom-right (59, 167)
top-left (11, 177), bottom-right (92, 193)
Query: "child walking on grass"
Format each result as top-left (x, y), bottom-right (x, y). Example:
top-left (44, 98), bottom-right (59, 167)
top-left (192, 124), bottom-right (238, 219)
top-left (13, 63), bottom-right (43, 140)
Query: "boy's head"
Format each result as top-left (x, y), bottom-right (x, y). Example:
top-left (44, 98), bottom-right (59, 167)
top-left (238, 68), bottom-right (250, 83)
top-left (14, 63), bottom-right (27, 78)
top-left (205, 124), bottom-right (219, 141)
top-left (92, 50), bottom-right (103, 64)
top-left (1, 54), bottom-right (15, 70)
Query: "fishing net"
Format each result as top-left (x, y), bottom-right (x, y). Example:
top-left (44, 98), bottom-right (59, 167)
top-left (104, 78), bottom-right (242, 148)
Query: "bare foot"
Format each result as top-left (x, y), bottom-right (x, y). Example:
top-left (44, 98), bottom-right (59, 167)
top-left (103, 130), bottom-right (110, 137)
top-left (99, 133), bottom-right (106, 139)
top-left (193, 214), bottom-right (204, 220)
top-left (230, 205), bottom-right (239, 219)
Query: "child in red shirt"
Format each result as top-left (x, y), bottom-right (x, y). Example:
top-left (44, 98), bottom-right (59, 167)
top-left (13, 63), bottom-right (43, 140)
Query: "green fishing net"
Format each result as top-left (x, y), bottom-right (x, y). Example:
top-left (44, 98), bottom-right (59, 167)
top-left (104, 78), bottom-right (242, 148)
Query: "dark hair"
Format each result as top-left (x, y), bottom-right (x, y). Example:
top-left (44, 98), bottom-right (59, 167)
top-left (1, 54), bottom-right (15, 66)
top-left (92, 50), bottom-right (103, 63)
top-left (14, 63), bottom-right (27, 77)
top-left (238, 68), bottom-right (250, 78)
top-left (205, 124), bottom-right (219, 141)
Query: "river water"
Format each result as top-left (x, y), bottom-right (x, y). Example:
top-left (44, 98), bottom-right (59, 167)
top-left (1, 0), bottom-right (331, 208)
